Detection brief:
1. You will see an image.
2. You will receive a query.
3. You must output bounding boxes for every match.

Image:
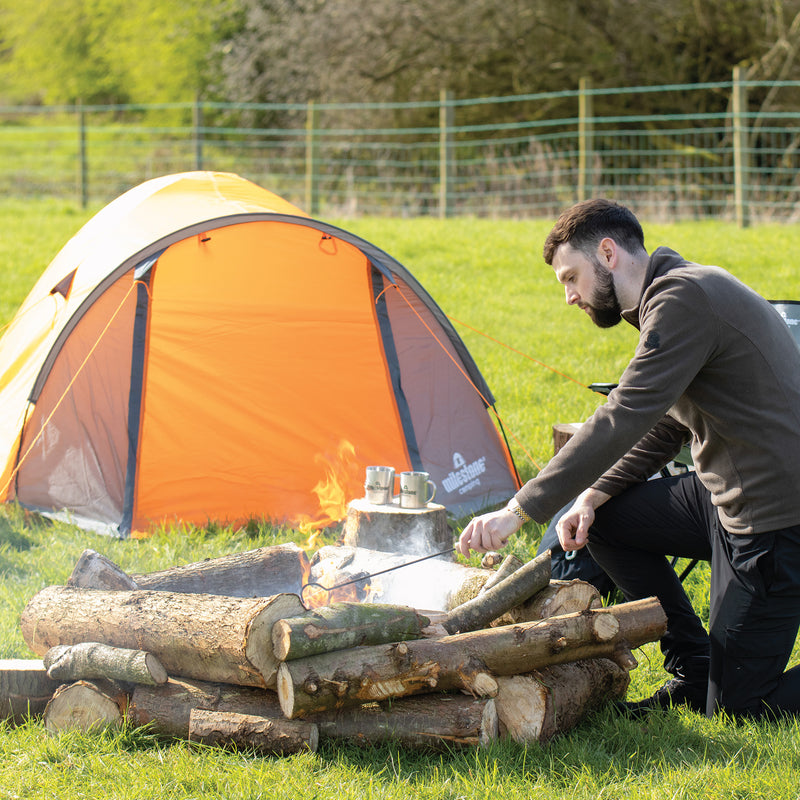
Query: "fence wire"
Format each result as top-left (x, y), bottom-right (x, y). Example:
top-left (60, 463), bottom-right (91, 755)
top-left (2, 79), bottom-right (800, 222)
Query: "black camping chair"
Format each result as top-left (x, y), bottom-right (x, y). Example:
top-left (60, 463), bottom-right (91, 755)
top-left (770, 300), bottom-right (800, 349)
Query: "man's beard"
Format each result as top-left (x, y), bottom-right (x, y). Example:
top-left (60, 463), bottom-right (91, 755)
top-left (587, 258), bottom-right (622, 328)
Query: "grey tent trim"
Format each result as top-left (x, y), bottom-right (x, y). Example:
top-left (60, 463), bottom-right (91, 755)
top-left (28, 213), bottom-right (496, 407)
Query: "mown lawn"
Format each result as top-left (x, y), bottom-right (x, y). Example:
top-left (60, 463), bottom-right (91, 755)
top-left (2, 199), bottom-right (800, 799)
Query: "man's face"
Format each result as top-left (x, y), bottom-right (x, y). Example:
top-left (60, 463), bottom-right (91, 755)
top-left (552, 244), bottom-right (622, 328)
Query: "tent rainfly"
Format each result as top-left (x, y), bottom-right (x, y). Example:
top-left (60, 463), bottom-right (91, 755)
top-left (0, 172), bottom-right (520, 536)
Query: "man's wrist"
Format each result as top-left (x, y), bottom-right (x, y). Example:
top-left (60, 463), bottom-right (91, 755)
top-left (506, 498), bottom-right (532, 525)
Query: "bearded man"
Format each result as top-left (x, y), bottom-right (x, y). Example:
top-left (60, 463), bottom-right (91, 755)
top-left (458, 198), bottom-right (800, 719)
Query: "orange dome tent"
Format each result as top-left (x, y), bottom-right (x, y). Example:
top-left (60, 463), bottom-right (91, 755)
top-left (0, 172), bottom-right (519, 536)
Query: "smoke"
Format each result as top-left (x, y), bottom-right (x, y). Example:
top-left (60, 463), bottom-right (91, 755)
top-left (309, 544), bottom-right (477, 613)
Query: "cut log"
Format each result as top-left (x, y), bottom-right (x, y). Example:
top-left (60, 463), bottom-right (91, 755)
top-left (342, 499), bottom-right (452, 556)
top-left (277, 597), bottom-right (666, 718)
top-left (479, 554), bottom-right (523, 594)
top-left (272, 603), bottom-right (431, 661)
top-left (189, 709), bottom-right (318, 755)
top-left (313, 693), bottom-right (498, 749)
top-left (130, 677), bottom-right (496, 750)
top-left (492, 579), bottom-right (602, 626)
top-left (0, 659), bottom-right (59, 723)
top-left (553, 422), bottom-right (581, 456)
top-left (129, 677), bottom-right (283, 739)
top-left (494, 658), bottom-right (630, 743)
top-left (442, 551), bottom-right (552, 634)
top-left (310, 545), bottom-right (492, 611)
top-left (43, 679), bottom-right (128, 734)
top-left (68, 549), bottom-right (139, 590)
top-left (44, 642), bottom-right (168, 686)
top-left (133, 543), bottom-right (310, 597)
top-left (69, 544), bottom-right (310, 598)
top-left (480, 552), bottom-right (504, 569)
top-left (20, 586), bottom-right (304, 688)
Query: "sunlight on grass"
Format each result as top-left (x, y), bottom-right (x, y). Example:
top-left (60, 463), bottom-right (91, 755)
top-left (2, 201), bottom-right (800, 799)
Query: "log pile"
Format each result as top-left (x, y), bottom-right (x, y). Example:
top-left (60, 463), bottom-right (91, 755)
top-left (10, 543), bottom-right (667, 754)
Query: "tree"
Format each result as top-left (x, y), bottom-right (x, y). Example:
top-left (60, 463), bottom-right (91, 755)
top-left (0, 0), bottom-right (129, 104)
top-left (216, 0), bottom-right (800, 124)
top-left (0, 0), bottom-right (238, 105)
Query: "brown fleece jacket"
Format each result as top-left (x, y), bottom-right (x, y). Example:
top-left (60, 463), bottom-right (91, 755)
top-left (516, 246), bottom-right (800, 534)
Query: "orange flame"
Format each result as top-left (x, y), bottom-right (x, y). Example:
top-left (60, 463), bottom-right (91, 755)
top-left (301, 555), bottom-right (371, 609)
top-left (296, 440), bottom-right (362, 550)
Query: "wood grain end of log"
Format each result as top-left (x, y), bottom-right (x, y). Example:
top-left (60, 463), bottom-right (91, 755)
top-left (276, 662), bottom-right (297, 719)
top-left (480, 552), bottom-right (503, 569)
top-left (44, 680), bottom-right (127, 735)
top-left (271, 620), bottom-right (292, 662)
top-left (611, 644), bottom-right (639, 672)
top-left (493, 674), bottom-right (547, 743)
top-left (591, 611), bottom-right (620, 642)
top-left (464, 671), bottom-right (498, 698)
top-left (245, 593), bottom-right (306, 688)
top-left (144, 653), bottom-right (169, 685)
top-left (480, 698), bottom-right (499, 746)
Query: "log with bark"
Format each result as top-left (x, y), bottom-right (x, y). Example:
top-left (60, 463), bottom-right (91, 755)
top-left (43, 679), bottom-right (128, 734)
top-left (0, 659), bottom-right (59, 723)
top-left (342, 499), bottom-right (452, 556)
top-left (272, 603), bottom-right (431, 661)
top-left (189, 708), bottom-right (319, 755)
top-left (493, 658), bottom-right (630, 743)
top-left (44, 642), bottom-right (168, 686)
top-left (492, 579), bottom-right (602, 626)
top-left (312, 693), bottom-right (498, 749)
top-left (442, 551), bottom-right (551, 634)
top-left (21, 586), bottom-right (304, 688)
top-left (277, 597), bottom-right (666, 718)
top-left (479, 554), bottom-right (523, 594)
top-left (130, 676), bottom-right (497, 750)
top-left (68, 550), bottom-right (138, 590)
top-left (68, 543), bottom-right (310, 597)
top-left (129, 677), bottom-right (284, 739)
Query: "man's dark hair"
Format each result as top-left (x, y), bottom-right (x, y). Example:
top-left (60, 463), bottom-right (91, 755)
top-left (543, 198), bottom-right (646, 264)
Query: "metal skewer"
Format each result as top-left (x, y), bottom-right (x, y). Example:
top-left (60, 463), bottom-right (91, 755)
top-left (300, 546), bottom-right (456, 606)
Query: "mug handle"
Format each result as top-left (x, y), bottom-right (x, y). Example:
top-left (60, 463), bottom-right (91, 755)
top-left (426, 479), bottom-right (437, 504)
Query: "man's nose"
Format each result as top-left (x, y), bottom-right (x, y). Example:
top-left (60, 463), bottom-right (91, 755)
top-left (565, 285), bottom-right (579, 305)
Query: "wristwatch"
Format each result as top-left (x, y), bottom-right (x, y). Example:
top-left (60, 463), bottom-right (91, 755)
top-left (506, 498), bottom-right (532, 525)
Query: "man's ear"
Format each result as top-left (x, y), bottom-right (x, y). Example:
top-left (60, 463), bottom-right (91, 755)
top-left (597, 237), bottom-right (618, 269)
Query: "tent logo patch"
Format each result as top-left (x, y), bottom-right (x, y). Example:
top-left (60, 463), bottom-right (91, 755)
top-left (442, 452), bottom-right (487, 495)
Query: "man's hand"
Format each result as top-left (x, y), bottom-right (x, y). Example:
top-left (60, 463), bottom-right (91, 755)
top-left (457, 507), bottom-right (522, 557)
top-left (555, 488), bottom-right (611, 551)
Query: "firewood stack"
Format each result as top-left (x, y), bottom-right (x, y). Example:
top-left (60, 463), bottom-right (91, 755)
top-left (6, 543), bottom-right (667, 754)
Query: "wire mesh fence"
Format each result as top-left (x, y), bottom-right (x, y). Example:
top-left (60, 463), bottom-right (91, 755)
top-left (2, 76), bottom-right (800, 223)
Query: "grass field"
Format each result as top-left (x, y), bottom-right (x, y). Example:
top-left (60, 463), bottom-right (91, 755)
top-left (2, 199), bottom-right (800, 799)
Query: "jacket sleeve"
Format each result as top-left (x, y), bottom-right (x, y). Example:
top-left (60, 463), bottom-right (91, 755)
top-left (515, 273), bottom-right (716, 523)
top-left (591, 413), bottom-right (691, 495)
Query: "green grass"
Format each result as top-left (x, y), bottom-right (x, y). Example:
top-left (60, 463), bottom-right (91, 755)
top-left (2, 199), bottom-right (800, 798)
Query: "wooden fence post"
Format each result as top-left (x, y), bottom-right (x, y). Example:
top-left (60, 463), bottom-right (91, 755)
top-left (305, 100), bottom-right (320, 216)
top-left (578, 77), bottom-right (594, 202)
top-left (439, 89), bottom-right (454, 218)
top-left (732, 66), bottom-right (750, 228)
top-left (77, 100), bottom-right (88, 209)
top-left (193, 96), bottom-right (204, 171)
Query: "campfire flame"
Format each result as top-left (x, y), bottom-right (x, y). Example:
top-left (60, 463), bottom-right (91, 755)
top-left (295, 440), bottom-right (362, 550)
top-left (301, 556), bottom-right (372, 609)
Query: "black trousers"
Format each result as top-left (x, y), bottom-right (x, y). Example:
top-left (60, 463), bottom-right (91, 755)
top-left (587, 472), bottom-right (800, 718)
